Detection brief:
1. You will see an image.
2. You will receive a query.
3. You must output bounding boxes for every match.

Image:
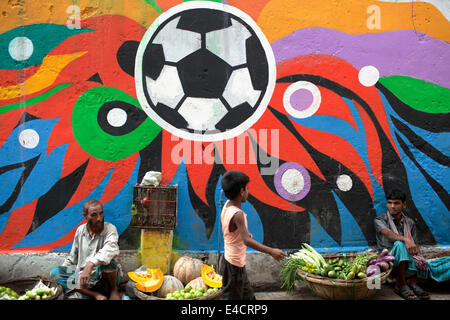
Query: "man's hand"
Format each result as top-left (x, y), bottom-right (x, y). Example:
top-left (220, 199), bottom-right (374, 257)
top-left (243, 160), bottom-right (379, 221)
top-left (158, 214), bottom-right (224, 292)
top-left (78, 262), bottom-right (95, 289)
top-left (270, 248), bottom-right (287, 261)
top-left (404, 238), bottom-right (419, 255)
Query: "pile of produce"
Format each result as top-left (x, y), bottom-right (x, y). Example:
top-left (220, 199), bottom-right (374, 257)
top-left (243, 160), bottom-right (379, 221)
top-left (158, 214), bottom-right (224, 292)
top-left (1, 282), bottom-right (56, 300)
top-left (0, 286), bottom-right (20, 300)
top-left (18, 287), bottom-right (55, 300)
top-left (166, 285), bottom-right (219, 300)
top-left (280, 244), bottom-right (395, 292)
top-left (129, 256), bottom-right (223, 299)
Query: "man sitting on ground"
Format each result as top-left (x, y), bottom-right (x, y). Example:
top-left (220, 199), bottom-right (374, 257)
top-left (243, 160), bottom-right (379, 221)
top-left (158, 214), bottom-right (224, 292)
top-left (374, 189), bottom-right (429, 300)
top-left (49, 199), bottom-right (122, 300)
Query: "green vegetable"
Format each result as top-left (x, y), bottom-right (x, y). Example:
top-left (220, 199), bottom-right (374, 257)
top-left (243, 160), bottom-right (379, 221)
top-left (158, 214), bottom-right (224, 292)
top-left (357, 272), bottom-right (367, 279)
top-left (328, 271), bottom-right (336, 278)
top-left (347, 271), bottom-right (355, 280)
top-left (280, 258), bottom-right (305, 292)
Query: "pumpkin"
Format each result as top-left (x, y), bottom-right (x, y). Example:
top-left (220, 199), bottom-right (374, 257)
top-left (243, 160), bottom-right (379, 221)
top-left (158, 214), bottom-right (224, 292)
top-left (155, 275), bottom-right (184, 298)
top-left (173, 256), bottom-right (203, 285)
top-left (201, 264), bottom-right (222, 288)
top-left (135, 268), bottom-right (164, 293)
top-left (186, 276), bottom-right (208, 291)
top-left (128, 269), bottom-right (154, 283)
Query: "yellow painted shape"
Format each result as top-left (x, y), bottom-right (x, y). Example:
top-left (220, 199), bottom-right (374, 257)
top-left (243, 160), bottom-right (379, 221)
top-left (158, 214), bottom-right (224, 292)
top-left (0, 52), bottom-right (86, 100)
top-left (140, 230), bottom-right (173, 274)
top-left (257, 0), bottom-right (450, 43)
top-left (0, 0), bottom-right (160, 34)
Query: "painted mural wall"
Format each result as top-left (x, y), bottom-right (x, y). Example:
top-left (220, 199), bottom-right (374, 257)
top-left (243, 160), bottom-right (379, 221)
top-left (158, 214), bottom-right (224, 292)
top-left (0, 0), bottom-right (448, 254)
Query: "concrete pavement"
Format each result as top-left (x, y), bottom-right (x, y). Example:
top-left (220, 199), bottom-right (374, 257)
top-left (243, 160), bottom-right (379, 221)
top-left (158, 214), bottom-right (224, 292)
top-left (254, 280), bottom-right (450, 300)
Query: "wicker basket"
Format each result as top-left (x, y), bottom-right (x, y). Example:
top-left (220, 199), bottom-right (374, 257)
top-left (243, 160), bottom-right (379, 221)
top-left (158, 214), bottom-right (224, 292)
top-left (133, 283), bottom-right (222, 300)
top-left (297, 253), bottom-right (392, 300)
top-left (0, 277), bottom-right (64, 300)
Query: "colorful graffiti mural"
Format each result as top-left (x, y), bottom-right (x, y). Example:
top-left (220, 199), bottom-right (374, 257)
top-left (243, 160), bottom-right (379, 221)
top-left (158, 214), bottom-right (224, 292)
top-left (0, 0), bottom-right (448, 254)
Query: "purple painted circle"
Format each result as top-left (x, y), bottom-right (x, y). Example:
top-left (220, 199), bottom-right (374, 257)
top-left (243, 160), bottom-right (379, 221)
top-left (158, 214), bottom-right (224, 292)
top-left (289, 88), bottom-right (313, 111)
top-left (274, 162), bottom-right (311, 201)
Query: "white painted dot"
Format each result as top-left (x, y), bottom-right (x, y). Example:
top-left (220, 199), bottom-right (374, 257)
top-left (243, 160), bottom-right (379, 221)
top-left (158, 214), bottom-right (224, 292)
top-left (8, 37), bottom-right (34, 61)
top-left (281, 168), bottom-right (305, 194)
top-left (358, 65), bottom-right (380, 87)
top-left (19, 129), bottom-right (39, 149)
top-left (336, 174), bottom-right (353, 192)
top-left (107, 108), bottom-right (128, 127)
top-left (283, 81), bottom-right (321, 118)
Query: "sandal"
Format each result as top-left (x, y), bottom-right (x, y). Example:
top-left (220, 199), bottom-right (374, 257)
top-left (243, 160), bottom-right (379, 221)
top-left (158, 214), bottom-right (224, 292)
top-left (409, 284), bottom-right (430, 300)
top-left (394, 285), bottom-right (420, 300)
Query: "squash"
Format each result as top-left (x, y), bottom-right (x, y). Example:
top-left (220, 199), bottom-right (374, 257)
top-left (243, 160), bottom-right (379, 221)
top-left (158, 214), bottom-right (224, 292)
top-left (173, 256), bottom-right (203, 285)
top-left (135, 268), bottom-right (164, 293)
top-left (201, 264), bottom-right (222, 288)
top-left (128, 270), bottom-right (153, 283)
top-left (155, 275), bottom-right (184, 298)
top-left (186, 276), bottom-right (208, 291)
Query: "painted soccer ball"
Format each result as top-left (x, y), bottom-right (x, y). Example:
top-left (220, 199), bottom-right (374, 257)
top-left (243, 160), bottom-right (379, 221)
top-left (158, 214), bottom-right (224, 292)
top-left (135, 1), bottom-right (276, 141)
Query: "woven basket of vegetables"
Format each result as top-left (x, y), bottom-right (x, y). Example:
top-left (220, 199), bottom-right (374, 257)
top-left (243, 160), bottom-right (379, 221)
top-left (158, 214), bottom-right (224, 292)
top-left (281, 244), bottom-right (394, 300)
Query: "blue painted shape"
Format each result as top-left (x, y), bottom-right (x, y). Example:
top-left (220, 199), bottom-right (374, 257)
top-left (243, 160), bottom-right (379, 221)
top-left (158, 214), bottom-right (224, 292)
top-left (11, 144), bottom-right (67, 212)
top-left (51, 157), bottom-right (141, 252)
top-left (0, 118), bottom-right (59, 166)
top-left (331, 191), bottom-right (367, 248)
top-left (12, 160), bottom-right (115, 248)
top-left (309, 213), bottom-right (340, 250)
top-left (378, 89), bottom-right (449, 246)
top-left (394, 133), bottom-right (450, 246)
top-left (0, 167), bottom-right (25, 207)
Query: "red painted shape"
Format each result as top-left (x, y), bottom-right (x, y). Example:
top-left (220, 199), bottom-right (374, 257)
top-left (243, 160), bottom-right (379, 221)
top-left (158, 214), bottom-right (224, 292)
top-left (276, 54), bottom-right (399, 158)
top-left (185, 143), bottom-right (216, 205)
top-left (217, 132), bottom-right (305, 213)
top-left (158, 0), bottom-right (183, 12)
top-left (100, 152), bottom-right (139, 204)
top-left (65, 158), bottom-right (114, 209)
top-left (0, 200), bottom-right (38, 250)
top-left (251, 110), bottom-right (325, 181)
top-left (0, 221), bottom-right (85, 253)
top-left (0, 65), bottom-right (41, 87)
top-left (160, 131), bottom-right (182, 185)
top-left (227, 0), bottom-right (271, 21)
top-left (0, 109), bottom-right (22, 149)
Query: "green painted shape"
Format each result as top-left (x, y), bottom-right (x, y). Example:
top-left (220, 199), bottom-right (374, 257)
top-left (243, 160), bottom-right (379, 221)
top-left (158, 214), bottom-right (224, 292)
top-left (0, 24), bottom-right (93, 70)
top-left (72, 86), bottom-right (161, 161)
top-left (379, 76), bottom-right (450, 114)
top-left (144, 0), bottom-right (163, 13)
top-left (0, 83), bottom-right (71, 115)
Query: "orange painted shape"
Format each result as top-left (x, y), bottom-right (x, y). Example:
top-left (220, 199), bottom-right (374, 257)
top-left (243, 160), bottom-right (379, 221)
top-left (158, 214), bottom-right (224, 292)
top-left (258, 0), bottom-right (450, 43)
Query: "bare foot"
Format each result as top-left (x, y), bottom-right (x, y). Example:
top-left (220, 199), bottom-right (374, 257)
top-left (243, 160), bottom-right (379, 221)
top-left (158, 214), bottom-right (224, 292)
top-left (93, 292), bottom-right (108, 300)
top-left (109, 288), bottom-right (121, 300)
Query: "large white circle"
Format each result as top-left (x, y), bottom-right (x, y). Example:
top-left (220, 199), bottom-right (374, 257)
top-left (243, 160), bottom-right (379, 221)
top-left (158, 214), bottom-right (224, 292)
top-left (134, 1), bottom-right (276, 142)
top-left (281, 168), bottom-right (305, 195)
top-left (19, 129), bottom-right (39, 149)
top-left (107, 108), bottom-right (128, 127)
top-left (9, 37), bottom-right (34, 61)
top-left (336, 174), bottom-right (353, 192)
top-left (358, 65), bottom-right (380, 87)
top-left (283, 81), bottom-right (321, 118)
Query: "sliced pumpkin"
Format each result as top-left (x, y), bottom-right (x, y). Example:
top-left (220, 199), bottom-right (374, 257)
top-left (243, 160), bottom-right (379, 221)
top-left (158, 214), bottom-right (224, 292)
top-left (135, 268), bottom-right (164, 293)
top-left (128, 271), bottom-right (152, 283)
top-left (201, 264), bottom-right (222, 288)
